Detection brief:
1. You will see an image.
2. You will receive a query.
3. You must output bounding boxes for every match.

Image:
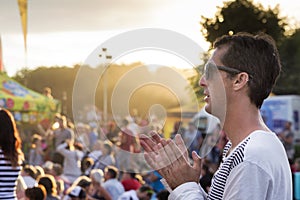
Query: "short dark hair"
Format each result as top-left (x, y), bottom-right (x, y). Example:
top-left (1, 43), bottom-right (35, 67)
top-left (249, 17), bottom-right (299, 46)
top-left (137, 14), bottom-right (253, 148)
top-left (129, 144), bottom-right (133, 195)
top-left (214, 32), bottom-right (281, 108)
top-left (37, 174), bottom-right (57, 196)
top-left (25, 185), bottom-right (46, 200)
top-left (23, 165), bottom-right (37, 179)
top-left (105, 166), bottom-right (119, 179)
top-left (139, 185), bottom-right (154, 198)
top-left (103, 142), bottom-right (113, 154)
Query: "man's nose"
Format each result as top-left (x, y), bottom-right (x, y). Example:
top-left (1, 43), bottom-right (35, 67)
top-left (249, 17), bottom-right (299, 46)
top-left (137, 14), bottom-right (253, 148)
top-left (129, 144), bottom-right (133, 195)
top-left (199, 75), bottom-right (206, 87)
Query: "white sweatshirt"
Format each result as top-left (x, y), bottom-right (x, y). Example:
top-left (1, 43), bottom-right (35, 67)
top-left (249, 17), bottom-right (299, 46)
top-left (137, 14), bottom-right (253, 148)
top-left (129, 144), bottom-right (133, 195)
top-left (168, 130), bottom-right (292, 200)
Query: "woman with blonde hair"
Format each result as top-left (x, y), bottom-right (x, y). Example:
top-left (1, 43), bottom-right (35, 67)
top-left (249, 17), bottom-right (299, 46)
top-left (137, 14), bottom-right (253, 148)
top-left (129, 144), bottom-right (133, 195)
top-left (0, 108), bottom-right (24, 199)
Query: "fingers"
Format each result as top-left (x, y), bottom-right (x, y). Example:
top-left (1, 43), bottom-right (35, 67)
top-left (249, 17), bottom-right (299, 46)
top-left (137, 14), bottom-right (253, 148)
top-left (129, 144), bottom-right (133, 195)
top-left (144, 142), bottom-right (172, 170)
top-left (192, 151), bottom-right (202, 172)
top-left (174, 134), bottom-right (189, 161)
top-left (140, 131), bottom-right (163, 152)
top-left (149, 131), bottom-right (163, 143)
top-left (162, 139), bottom-right (181, 164)
top-left (140, 134), bottom-right (157, 152)
top-left (140, 138), bottom-right (153, 152)
top-left (144, 151), bottom-right (157, 170)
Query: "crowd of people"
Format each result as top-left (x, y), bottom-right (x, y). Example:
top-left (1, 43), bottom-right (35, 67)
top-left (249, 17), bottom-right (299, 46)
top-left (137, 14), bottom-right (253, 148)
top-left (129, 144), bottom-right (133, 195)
top-left (1, 32), bottom-right (300, 199)
top-left (1, 99), bottom-right (299, 200)
top-left (1, 107), bottom-right (174, 200)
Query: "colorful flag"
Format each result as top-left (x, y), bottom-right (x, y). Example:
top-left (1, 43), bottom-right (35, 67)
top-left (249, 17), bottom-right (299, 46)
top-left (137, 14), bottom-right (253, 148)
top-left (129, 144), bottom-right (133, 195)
top-left (0, 35), bottom-right (4, 72)
top-left (17, 0), bottom-right (27, 53)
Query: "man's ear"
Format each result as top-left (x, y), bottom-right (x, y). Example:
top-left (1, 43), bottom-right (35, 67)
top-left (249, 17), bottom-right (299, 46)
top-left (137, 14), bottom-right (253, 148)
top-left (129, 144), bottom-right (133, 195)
top-left (232, 72), bottom-right (250, 91)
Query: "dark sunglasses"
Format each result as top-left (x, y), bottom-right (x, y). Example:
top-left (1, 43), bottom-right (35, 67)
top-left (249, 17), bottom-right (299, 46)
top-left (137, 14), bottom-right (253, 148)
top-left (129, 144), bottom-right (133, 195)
top-left (203, 61), bottom-right (253, 80)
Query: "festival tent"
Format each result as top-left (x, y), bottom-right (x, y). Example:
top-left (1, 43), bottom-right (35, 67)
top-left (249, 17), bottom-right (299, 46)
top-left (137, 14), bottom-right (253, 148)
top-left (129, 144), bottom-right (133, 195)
top-left (0, 72), bottom-right (60, 124)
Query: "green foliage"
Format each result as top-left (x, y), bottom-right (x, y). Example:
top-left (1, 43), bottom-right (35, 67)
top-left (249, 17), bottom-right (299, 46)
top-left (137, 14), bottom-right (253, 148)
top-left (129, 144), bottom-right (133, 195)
top-left (200, 0), bottom-right (287, 47)
top-left (275, 29), bottom-right (300, 94)
top-left (188, 53), bottom-right (210, 102)
top-left (13, 63), bottom-right (191, 120)
top-left (196, 0), bottom-right (299, 97)
top-left (14, 65), bottom-right (81, 117)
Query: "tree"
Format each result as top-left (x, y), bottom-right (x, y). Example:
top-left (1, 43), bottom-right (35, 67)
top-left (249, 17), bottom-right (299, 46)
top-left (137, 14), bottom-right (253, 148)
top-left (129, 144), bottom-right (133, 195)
top-left (200, 0), bottom-right (288, 47)
top-left (13, 63), bottom-right (190, 120)
top-left (274, 29), bottom-right (300, 94)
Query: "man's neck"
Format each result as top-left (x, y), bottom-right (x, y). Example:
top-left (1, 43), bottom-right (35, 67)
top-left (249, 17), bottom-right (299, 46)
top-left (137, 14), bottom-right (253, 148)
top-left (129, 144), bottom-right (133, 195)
top-left (222, 101), bottom-right (269, 149)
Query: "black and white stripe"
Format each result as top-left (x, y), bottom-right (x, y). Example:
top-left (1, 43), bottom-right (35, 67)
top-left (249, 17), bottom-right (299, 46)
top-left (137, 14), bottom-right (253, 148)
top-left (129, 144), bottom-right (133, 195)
top-left (0, 149), bottom-right (21, 200)
top-left (207, 137), bottom-right (250, 200)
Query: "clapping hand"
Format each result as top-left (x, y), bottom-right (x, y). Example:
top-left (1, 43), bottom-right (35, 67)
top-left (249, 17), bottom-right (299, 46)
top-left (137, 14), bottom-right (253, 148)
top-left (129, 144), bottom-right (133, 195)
top-left (141, 133), bottom-right (202, 190)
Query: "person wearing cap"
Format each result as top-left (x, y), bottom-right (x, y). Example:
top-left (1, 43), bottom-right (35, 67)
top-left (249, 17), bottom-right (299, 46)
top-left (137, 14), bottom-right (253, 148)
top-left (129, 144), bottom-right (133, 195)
top-left (121, 170), bottom-right (142, 192)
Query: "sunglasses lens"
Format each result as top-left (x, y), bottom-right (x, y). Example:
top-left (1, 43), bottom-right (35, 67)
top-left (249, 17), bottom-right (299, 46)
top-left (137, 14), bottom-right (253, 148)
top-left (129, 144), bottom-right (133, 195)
top-left (204, 61), bottom-right (218, 79)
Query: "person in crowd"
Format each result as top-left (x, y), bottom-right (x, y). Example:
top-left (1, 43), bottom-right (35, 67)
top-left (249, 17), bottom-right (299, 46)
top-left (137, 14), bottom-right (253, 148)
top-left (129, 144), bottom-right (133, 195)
top-left (46, 163), bottom-right (65, 199)
top-left (63, 186), bottom-right (86, 200)
top-left (37, 174), bottom-right (60, 200)
top-left (199, 163), bottom-right (214, 193)
top-left (88, 122), bottom-right (99, 150)
top-left (144, 171), bottom-right (165, 193)
top-left (125, 116), bottom-right (139, 137)
top-left (121, 170), bottom-right (142, 192)
top-left (81, 156), bottom-right (94, 176)
top-left (21, 165), bottom-right (38, 188)
top-left (90, 169), bottom-right (112, 200)
top-left (117, 184), bottom-right (154, 200)
top-left (88, 140), bottom-right (103, 164)
top-left (16, 176), bottom-right (27, 200)
top-left (72, 175), bottom-right (92, 195)
top-left (279, 121), bottom-right (294, 139)
top-left (93, 141), bottom-right (116, 171)
top-left (116, 119), bottom-right (137, 171)
top-left (43, 87), bottom-right (54, 99)
top-left (283, 132), bottom-right (295, 161)
top-left (141, 33), bottom-right (292, 199)
top-left (52, 115), bottom-right (74, 165)
top-left (25, 185), bottom-right (47, 200)
top-left (169, 121), bottom-right (185, 139)
top-left (28, 134), bottom-right (44, 166)
top-left (102, 166), bottom-right (125, 200)
top-left (155, 190), bottom-right (170, 200)
top-left (56, 139), bottom-right (84, 184)
top-left (205, 124), bottom-right (223, 166)
top-left (0, 108), bottom-right (24, 199)
top-left (43, 161), bottom-right (54, 174)
top-left (182, 121), bottom-right (203, 159)
top-left (75, 122), bottom-right (90, 152)
top-left (106, 121), bottom-right (120, 142)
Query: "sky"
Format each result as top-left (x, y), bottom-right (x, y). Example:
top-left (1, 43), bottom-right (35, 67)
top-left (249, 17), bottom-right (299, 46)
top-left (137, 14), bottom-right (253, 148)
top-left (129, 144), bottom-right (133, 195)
top-left (1, 0), bottom-right (300, 76)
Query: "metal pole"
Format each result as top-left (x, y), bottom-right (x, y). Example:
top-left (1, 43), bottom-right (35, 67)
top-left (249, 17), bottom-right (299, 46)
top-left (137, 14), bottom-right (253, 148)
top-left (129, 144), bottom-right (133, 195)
top-left (104, 55), bottom-right (112, 128)
top-left (100, 48), bottom-right (111, 129)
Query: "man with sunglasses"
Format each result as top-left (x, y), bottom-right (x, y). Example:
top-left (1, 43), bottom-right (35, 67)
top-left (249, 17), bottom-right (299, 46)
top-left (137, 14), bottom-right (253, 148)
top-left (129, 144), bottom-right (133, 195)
top-left (141, 32), bottom-right (292, 200)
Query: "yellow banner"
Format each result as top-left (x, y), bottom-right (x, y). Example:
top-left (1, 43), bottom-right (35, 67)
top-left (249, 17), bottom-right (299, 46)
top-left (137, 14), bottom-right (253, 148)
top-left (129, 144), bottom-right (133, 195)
top-left (17, 0), bottom-right (27, 53)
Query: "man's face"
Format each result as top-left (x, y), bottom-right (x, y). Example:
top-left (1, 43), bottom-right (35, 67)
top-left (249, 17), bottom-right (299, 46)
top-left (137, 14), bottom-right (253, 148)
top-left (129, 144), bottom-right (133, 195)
top-left (137, 191), bottom-right (151, 200)
top-left (199, 47), bottom-right (229, 120)
top-left (188, 124), bottom-right (196, 132)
